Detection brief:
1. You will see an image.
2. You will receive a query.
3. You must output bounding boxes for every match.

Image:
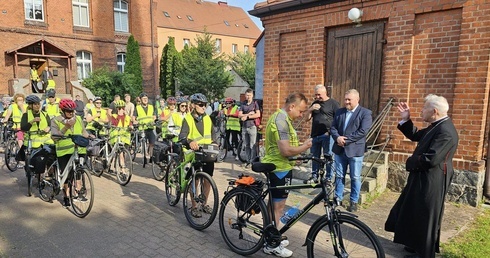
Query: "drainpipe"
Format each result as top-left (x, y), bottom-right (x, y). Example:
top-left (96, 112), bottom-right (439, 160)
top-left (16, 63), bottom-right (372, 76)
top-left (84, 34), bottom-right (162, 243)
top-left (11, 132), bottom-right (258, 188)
top-left (485, 89), bottom-right (490, 199)
top-left (150, 0), bottom-right (157, 96)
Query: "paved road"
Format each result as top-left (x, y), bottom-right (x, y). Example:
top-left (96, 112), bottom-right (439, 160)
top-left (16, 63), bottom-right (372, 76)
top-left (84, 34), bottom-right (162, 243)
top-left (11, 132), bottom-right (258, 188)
top-left (0, 154), bottom-right (477, 257)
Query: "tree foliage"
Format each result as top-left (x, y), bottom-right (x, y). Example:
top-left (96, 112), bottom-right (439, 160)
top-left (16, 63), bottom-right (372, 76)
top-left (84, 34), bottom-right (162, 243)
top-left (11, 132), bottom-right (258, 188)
top-left (82, 66), bottom-right (138, 106)
top-left (159, 37), bottom-right (180, 98)
top-left (124, 35), bottom-right (143, 94)
top-left (229, 51), bottom-right (256, 89)
top-left (177, 32), bottom-right (233, 99)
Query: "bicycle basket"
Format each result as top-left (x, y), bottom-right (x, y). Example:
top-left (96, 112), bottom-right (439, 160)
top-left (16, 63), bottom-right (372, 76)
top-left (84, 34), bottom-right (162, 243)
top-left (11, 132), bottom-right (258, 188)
top-left (72, 135), bottom-right (89, 147)
top-left (195, 144), bottom-right (219, 163)
top-left (87, 138), bottom-right (103, 156)
top-left (235, 178), bottom-right (263, 215)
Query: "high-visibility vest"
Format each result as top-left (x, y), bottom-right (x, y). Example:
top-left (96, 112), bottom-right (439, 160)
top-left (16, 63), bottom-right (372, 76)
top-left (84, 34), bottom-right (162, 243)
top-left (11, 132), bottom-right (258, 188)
top-left (136, 105), bottom-right (155, 130)
top-left (183, 113), bottom-right (213, 162)
top-left (225, 105), bottom-right (240, 131)
top-left (45, 98), bottom-right (61, 119)
top-left (11, 103), bottom-right (24, 129)
top-left (53, 116), bottom-right (87, 157)
top-left (24, 110), bottom-right (54, 148)
top-left (109, 114), bottom-right (131, 145)
top-left (30, 69), bottom-right (39, 81)
top-left (262, 109), bottom-right (298, 172)
top-left (86, 107), bottom-right (108, 133)
top-left (169, 112), bottom-right (185, 142)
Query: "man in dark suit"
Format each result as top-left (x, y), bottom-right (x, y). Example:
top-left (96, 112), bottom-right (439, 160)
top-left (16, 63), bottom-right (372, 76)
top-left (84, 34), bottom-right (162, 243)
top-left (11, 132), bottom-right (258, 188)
top-left (385, 94), bottom-right (459, 258)
top-left (330, 89), bottom-right (372, 212)
top-left (41, 66), bottom-right (53, 92)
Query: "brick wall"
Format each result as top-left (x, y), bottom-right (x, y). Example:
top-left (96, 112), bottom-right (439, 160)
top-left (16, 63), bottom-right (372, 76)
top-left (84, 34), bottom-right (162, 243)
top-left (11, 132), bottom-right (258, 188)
top-left (259, 0), bottom-right (490, 172)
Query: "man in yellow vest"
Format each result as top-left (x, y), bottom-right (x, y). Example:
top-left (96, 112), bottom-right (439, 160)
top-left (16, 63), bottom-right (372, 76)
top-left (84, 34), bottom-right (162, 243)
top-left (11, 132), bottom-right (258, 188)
top-left (43, 89), bottom-right (61, 119)
top-left (261, 93), bottom-right (312, 257)
top-left (179, 93), bottom-right (215, 218)
top-left (168, 97), bottom-right (187, 142)
top-left (223, 97), bottom-right (241, 157)
top-left (3, 93), bottom-right (26, 149)
top-left (30, 65), bottom-right (41, 93)
top-left (51, 99), bottom-right (91, 207)
top-left (132, 93), bottom-right (156, 163)
top-left (85, 97), bottom-right (109, 136)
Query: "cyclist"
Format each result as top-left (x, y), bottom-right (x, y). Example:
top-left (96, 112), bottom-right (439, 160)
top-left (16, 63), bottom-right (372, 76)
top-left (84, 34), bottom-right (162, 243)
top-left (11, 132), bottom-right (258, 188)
top-left (85, 97), bottom-right (109, 136)
top-left (109, 99), bottom-right (132, 173)
top-left (42, 89), bottom-right (61, 119)
top-left (157, 96), bottom-right (175, 138)
top-left (168, 97), bottom-right (187, 141)
top-left (51, 99), bottom-right (91, 207)
top-left (178, 93), bottom-right (215, 218)
top-left (261, 93), bottom-right (312, 257)
top-left (132, 93), bottom-right (157, 163)
top-left (2, 93), bottom-right (26, 149)
top-left (222, 97), bottom-right (240, 157)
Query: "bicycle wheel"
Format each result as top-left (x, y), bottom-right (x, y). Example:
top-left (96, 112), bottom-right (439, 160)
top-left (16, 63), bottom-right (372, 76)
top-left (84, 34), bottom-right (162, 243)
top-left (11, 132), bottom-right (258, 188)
top-left (142, 139), bottom-right (147, 168)
top-left (115, 148), bottom-right (132, 186)
top-left (26, 168), bottom-right (33, 197)
top-left (165, 159), bottom-right (181, 206)
top-left (152, 160), bottom-right (167, 181)
top-left (69, 168), bottom-right (94, 218)
top-left (237, 141), bottom-right (248, 163)
top-left (217, 135), bottom-right (228, 162)
top-left (129, 135), bottom-right (138, 161)
top-left (183, 172), bottom-right (219, 231)
top-left (88, 154), bottom-right (105, 177)
top-left (38, 172), bottom-right (54, 202)
top-left (306, 214), bottom-right (385, 258)
top-left (5, 141), bottom-right (19, 172)
top-left (219, 188), bottom-right (269, 255)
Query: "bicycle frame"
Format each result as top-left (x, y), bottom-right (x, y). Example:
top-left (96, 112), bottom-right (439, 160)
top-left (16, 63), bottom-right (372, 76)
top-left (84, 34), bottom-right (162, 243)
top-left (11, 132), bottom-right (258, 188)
top-left (46, 144), bottom-right (85, 194)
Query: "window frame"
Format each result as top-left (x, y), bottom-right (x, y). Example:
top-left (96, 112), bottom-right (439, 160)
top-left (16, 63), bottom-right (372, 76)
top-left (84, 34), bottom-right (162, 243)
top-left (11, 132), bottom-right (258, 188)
top-left (232, 44), bottom-right (238, 54)
top-left (117, 52), bottom-right (126, 73)
top-left (72, 0), bottom-right (90, 28)
top-left (183, 38), bottom-right (190, 47)
top-left (114, 0), bottom-right (129, 32)
top-left (76, 51), bottom-right (92, 80)
top-left (244, 45), bottom-right (249, 53)
top-left (24, 0), bottom-right (45, 22)
top-left (215, 38), bottom-right (222, 53)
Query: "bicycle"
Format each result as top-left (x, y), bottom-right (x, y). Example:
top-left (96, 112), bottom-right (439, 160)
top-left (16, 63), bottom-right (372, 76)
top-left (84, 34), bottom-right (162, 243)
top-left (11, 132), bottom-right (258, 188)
top-left (218, 154), bottom-right (385, 257)
top-left (4, 120), bottom-right (20, 172)
top-left (165, 145), bottom-right (220, 230)
top-left (236, 129), bottom-right (265, 163)
top-left (129, 122), bottom-right (152, 167)
top-left (24, 130), bottom-right (49, 196)
top-left (87, 126), bottom-right (133, 186)
top-left (215, 115), bottom-right (228, 162)
top-left (151, 127), bottom-right (181, 181)
top-left (38, 134), bottom-right (94, 218)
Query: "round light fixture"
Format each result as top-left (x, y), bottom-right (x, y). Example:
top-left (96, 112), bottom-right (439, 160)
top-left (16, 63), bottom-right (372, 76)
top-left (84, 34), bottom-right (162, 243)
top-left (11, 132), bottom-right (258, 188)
top-left (348, 8), bottom-right (363, 22)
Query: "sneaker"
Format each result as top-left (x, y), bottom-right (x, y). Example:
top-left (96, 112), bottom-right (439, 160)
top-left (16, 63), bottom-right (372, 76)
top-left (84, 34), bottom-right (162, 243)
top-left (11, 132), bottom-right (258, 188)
top-left (235, 156), bottom-right (239, 161)
top-left (347, 202), bottom-right (358, 212)
top-left (304, 175), bottom-right (319, 184)
top-left (263, 245), bottom-right (293, 257)
top-left (202, 205), bottom-right (213, 214)
top-left (280, 239), bottom-right (289, 247)
top-left (63, 197), bottom-right (70, 207)
top-left (191, 207), bottom-right (202, 218)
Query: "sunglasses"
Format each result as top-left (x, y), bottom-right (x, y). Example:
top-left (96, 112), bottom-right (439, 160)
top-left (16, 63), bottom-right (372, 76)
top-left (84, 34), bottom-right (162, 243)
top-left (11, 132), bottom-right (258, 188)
top-left (95, 102), bottom-right (102, 104)
top-left (196, 103), bottom-right (206, 107)
top-left (64, 110), bottom-right (74, 113)
top-left (180, 105), bottom-right (187, 107)
top-left (118, 107), bottom-right (125, 110)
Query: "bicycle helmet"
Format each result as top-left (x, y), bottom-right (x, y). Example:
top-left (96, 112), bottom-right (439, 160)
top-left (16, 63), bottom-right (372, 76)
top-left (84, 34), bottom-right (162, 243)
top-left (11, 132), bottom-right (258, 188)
top-left (139, 92), bottom-right (148, 98)
top-left (59, 99), bottom-right (76, 111)
top-left (189, 93), bottom-right (208, 104)
top-left (93, 96), bottom-right (102, 103)
top-left (115, 99), bottom-right (126, 108)
top-left (26, 95), bottom-right (41, 104)
top-left (46, 89), bottom-right (56, 98)
top-left (177, 97), bottom-right (186, 104)
top-left (225, 97), bottom-right (234, 104)
top-left (167, 96), bottom-right (177, 104)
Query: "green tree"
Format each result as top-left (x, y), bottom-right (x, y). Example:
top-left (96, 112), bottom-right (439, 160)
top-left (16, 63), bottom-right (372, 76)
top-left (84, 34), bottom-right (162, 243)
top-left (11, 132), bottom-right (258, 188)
top-left (124, 35), bottom-right (143, 94)
top-left (177, 32), bottom-right (232, 99)
top-left (159, 37), bottom-right (180, 98)
top-left (229, 51), bottom-right (256, 89)
top-left (82, 66), bottom-right (138, 106)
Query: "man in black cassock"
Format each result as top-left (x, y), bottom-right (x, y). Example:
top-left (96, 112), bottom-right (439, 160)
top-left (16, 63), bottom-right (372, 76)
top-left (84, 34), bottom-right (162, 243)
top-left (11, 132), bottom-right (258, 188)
top-left (385, 94), bottom-right (458, 258)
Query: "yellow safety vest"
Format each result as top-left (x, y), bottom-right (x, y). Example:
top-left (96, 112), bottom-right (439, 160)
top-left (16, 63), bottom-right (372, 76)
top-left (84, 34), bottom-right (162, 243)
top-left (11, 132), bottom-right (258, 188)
top-left (183, 113), bottom-right (213, 162)
top-left (24, 110), bottom-right (54, 148)
top-left (225, 105), bottom-right (240, 131)
top-left (31, 69), bottom-right (39, 81)
top-left (109, 114), bottom-right (131, 145)
top-left (170, 112), bottom-right (184, 142)
top-left (136, 105), bottom-right (155, 130)
top-left (11, 103), bottom-right (24, 129)
top-left (86, 107), bottom-right (108, 133)
top-left (45, 98), bottom-right (61, 119)
top-left (262, 109), bottom-right (298, 172)
top-left (54, 116), bottom-right (86, 157)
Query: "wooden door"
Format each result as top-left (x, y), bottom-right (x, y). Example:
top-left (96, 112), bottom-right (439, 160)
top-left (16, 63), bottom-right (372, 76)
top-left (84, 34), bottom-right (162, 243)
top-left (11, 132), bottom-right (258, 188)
top-left (326, 22), bottom-right (385, 115)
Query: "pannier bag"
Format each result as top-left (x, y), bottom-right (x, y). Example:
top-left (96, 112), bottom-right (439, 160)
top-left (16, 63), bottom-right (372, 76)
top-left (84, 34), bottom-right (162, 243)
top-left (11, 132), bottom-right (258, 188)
top-left (152, 141), bottom-right (169, 163)
top-left (87, 138), bottom-right (104, 156)
top-left (234, 175), bottom-right (263, 215)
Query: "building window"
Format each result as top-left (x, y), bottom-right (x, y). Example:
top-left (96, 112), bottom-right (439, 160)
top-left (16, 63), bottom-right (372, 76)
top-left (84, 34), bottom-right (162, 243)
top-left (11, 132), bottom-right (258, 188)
top-left (163, 11), bottom-right (170, 17)
top-left (73, 0), bottom-right (90, 27)
top-left (232, 44), bottom-right (238, 54)
top-left (187, 15), bottom-right (193, 21)
top-left (117, 53), bottom-right (126, 73)
top-left (224, 20), bottom-right (229, 26)
top-left (244, 45), bottom-right (249, 53)
top-left (77, 51), bottom-right (92, 80)
top-left (114, 0), bottom-right (128, 32)
top-left (183, 38), bottom-right (190, 47)
top-left (24, 0), bottom-right (44, 21)
top-left (215, 39), bottom-right (222, 53)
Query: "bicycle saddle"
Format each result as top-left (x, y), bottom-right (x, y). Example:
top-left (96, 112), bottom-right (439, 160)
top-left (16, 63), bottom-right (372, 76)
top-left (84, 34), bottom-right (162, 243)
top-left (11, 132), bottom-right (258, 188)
top-left (251, 162), bottom-right (276, 173)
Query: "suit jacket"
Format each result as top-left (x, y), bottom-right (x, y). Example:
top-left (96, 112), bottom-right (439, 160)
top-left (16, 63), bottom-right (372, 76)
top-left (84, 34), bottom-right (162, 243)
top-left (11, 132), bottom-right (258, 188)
top-left (330, 105), bottom-right (372, 157)
top-left (41, 70), bottom-right (52, 84)
top-left (385, 117), bottom-right (459, 258)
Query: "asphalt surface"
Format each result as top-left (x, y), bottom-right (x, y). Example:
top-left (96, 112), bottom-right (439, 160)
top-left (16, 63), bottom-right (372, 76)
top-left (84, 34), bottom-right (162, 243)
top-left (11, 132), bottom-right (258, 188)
top-left (0, 153), bottom-right (480, 257)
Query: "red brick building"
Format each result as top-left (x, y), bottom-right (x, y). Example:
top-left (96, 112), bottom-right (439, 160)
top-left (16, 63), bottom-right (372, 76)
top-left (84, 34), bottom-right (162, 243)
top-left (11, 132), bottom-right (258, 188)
top-left (251, 0), bottom-right (490, 205)
top-left (0, 0), bottom-right (158, 96)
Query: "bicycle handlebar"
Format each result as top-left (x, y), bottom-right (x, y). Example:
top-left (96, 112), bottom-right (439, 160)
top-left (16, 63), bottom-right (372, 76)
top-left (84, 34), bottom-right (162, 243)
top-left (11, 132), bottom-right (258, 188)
top-left (288, 154), bottom-right (333, 165)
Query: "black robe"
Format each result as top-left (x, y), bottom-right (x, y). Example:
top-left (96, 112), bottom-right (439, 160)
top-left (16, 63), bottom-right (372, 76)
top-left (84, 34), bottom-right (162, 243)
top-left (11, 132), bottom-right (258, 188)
top-left (385, 117), bottom-right (458, 258)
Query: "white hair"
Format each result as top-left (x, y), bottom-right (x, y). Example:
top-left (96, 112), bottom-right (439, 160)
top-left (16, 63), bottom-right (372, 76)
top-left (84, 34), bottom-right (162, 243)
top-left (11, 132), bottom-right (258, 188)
top-left (314, 84), bottom-right (326, 92)
top-left (425, 94), bottom-right (449, 115)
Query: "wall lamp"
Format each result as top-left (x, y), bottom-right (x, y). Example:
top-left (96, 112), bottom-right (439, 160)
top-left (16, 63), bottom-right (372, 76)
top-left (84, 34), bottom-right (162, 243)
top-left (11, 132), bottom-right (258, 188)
top-left (348, 7), bottom-right (363, 26)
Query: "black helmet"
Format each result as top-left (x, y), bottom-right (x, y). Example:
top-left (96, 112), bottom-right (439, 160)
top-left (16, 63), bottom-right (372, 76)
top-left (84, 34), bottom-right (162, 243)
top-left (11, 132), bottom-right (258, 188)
top-left (189, 93), bottom-right (208, 104)
top-left (46, 89), bottom-right (56, 98)
top-left (26, 95), bottom-right (41, 104)
top-left (139, 93), bottom-right (148, 98)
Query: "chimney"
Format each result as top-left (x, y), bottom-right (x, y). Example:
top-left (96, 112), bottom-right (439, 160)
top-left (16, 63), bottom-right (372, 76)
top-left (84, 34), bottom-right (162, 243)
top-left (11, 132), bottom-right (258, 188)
top-left (218, 1), bottom-right (228, 6)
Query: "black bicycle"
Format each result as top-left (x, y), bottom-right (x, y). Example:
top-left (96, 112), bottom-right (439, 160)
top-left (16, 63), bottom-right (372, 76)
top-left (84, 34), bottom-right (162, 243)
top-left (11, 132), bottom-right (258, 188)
top-left (218, 154), bottom-right (385, 257)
